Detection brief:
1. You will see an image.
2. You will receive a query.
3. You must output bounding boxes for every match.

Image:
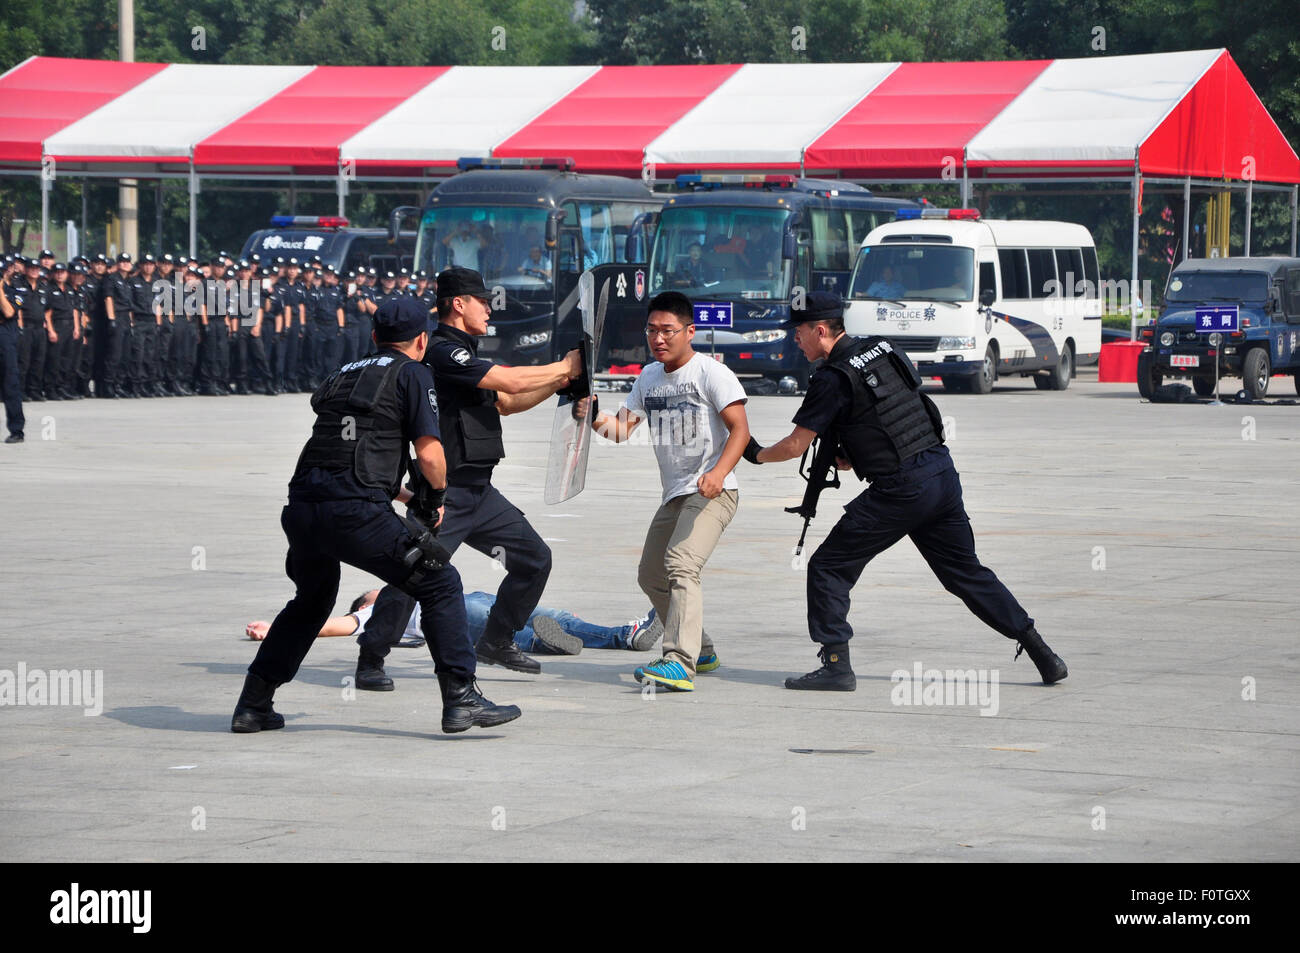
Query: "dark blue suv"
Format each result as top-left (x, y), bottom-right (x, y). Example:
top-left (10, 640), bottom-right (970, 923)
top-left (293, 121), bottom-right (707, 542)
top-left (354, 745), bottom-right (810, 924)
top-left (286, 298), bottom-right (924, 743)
top-left (1138, 257), bottom-right (1300, 399)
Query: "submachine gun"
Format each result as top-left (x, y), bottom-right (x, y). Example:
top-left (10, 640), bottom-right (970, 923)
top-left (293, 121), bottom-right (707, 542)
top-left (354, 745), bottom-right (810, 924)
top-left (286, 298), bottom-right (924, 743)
top-left (784, 434), bottom-right (842, 557)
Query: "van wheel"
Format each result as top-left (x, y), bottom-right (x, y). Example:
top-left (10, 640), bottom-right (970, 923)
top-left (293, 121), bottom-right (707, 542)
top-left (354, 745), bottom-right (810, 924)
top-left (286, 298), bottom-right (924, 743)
top-left (1044, 343), bottom-right (1072, 390)
top-left (1192, 375), bottom-right (1216, 397)
top-left (942, 377), bottom-right (968, 393)
top-left (1136, 351), bottom-right (1161, 400)
top-left (1242, 348), bottom-right (1271, 399)
top-left (969, 345), bottom-right (996, 394)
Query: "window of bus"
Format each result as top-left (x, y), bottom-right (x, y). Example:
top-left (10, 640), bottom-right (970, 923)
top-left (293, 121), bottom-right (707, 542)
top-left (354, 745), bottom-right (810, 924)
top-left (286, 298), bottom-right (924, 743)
top-left (809, 209), bottom-right (850, 272)
top-left (1054, 248), bottom-right (1085, 297)
top-left (1027, 249), bottom-right (1058, 299)
top-left (998, 249), bottom-right (1030, 299)
top-left (849, 244), bottom-right (974, 302)
top-left (649, 206), bottom-right (789, 299)
top-left (415, 206), bottom-right (552, 289)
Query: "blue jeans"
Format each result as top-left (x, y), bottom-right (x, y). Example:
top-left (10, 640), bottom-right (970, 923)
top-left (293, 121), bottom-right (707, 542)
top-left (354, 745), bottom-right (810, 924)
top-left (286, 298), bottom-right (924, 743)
top-left (462, 591), bottom-right (631, 652)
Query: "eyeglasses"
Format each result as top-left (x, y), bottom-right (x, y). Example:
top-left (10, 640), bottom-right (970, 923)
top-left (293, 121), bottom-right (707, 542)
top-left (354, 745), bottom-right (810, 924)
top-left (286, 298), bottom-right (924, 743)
top-left (645, 326), bottom-right (687, 340)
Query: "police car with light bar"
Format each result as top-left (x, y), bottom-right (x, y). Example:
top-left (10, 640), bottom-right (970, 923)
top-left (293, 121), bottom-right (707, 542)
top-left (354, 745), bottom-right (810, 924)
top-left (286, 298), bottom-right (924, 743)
top-left (646, 174), bottom-right (920, 388)
top-left (239, 216), bottom-right (413, 274)
top-left (845, 209), bottom-right (1102, 393)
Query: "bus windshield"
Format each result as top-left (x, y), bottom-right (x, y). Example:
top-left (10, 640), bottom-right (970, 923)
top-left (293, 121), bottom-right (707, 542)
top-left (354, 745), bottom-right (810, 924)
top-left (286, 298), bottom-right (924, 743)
top-left (1165, 270), bottom-right (1269, 304)
top-left (850, 244), bottom-right (975, 303)
top-left (415, 206), bottom-right (553, 290)
top-left (649, 206), bottom-right (789, 299)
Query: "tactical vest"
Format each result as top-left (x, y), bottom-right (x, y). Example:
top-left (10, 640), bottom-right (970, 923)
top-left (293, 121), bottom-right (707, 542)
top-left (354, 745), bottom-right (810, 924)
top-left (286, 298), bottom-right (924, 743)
top-left (824, 335), bottom-right (944, 481)
top-left (431, 330), bottom-right (505, 481)
top-left (294, 350), bottom-right (413, 497)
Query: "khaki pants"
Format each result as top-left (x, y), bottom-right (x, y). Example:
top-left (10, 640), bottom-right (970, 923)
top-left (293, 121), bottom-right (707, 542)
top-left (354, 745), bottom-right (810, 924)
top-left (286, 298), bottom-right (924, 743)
top-left (637, 489), bottom-right (738, 676)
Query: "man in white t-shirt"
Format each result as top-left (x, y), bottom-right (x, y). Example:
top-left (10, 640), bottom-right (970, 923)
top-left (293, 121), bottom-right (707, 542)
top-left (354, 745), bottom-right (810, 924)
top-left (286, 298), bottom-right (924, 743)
top-left (588, 291), bottom-right (750, 692)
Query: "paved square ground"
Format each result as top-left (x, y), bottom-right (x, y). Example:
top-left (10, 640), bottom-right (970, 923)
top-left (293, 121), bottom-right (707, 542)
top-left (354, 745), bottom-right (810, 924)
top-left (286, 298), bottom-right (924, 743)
top-left (2, 368), bottom-right (1297, 861)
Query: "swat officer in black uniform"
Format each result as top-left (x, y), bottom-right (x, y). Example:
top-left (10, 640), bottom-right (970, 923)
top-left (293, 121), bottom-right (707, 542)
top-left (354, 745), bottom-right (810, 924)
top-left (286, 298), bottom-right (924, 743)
top-left (128, 255), bottom-right (162, 397)
top-left (100, 254), bottom-right (134, 397)
top-left (310, 264), bottom-right (345, 384)
top-left (0, 260), bottom-right (26, 441)
top-left (231, 296), bottom-right (521, 735)
top-left (12, 258), bottom-right (49, 401)
top-left (353, 266), bottom-right (582, 688)
top-left (44, 263), bottom-right (80, 400)
top-left (745, 292), bottom-right (1067, 690)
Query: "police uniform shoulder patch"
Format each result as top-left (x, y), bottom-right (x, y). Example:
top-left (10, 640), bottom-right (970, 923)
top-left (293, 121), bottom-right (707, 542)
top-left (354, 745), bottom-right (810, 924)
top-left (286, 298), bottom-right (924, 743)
top-left (427, 388), bottom-right (438, 415)
top-left (451, 347), bottom-right (471, 365)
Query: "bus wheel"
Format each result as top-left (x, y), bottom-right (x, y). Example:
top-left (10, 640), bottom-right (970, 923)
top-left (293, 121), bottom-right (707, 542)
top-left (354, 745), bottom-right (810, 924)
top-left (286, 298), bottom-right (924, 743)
top-left (1044, 343), bottom-right (1072, 390)
top-left (1136, 351), bottom-right (1161, 400)
top-left (969, 345), bottom-right (996, 394)
top-left (1192, 375), bottom-right (1216, 398)
top-left (1242, 347), bottom-right (1271, 399)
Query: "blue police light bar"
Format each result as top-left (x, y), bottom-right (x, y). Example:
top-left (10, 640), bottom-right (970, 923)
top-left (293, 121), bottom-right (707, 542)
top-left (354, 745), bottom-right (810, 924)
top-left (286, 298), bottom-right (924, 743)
top-left (675, 174), bottom-right (797, 190)
top-left (894, 207), bottom-right (979, 221)
top-left (456, 156), bottom-right (575, 171)
top-left (270, 215), bottom-right (349, 228)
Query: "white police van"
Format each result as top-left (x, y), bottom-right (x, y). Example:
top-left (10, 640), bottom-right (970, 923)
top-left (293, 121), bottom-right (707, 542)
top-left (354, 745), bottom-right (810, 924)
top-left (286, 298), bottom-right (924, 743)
top-left (844, 209), bottom-right (1102, 393)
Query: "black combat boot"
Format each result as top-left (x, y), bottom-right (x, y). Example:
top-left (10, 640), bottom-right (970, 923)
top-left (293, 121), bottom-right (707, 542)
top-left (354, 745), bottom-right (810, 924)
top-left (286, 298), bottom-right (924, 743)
top-left (438, 673), bottom-right (521, 734)
top-left (355, 650), bottom-right (394, 691)
top-left (230, 672), bottom-right (285, 732)
top-left (1014, 629), bottom-right (1068, 684)
top-left (784, 643), bottom-right (857, 691)
top-left (476, 625), bottom-right (541, 674)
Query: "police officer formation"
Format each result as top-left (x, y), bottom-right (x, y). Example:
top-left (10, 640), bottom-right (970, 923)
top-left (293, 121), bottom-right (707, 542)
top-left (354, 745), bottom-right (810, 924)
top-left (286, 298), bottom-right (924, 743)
top-left (230, 272), bottom-right (1067, 738)
top-left (0, 247), bottom-right (439, 441)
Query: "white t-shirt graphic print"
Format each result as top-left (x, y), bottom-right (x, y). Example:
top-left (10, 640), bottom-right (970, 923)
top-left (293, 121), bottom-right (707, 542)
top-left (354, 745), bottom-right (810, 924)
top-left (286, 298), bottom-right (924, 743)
top-left (623, 353), bottom-right (747, 503)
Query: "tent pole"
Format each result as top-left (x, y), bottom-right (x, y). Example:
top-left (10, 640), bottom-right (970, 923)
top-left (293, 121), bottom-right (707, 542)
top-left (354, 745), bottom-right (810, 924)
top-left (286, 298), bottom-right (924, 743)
top-left (40, 165), bottom-right (51, 249)
top-left (1182, 177), bottom-right (1191, 261)
top-left (155, 180), bottom-right (163, 254)
top-left (1244, 179), bottom-right (1253, 256)
top-left (961, 153), bottom-right (969, 207)
top-left (1131, 161), bottom-right (1141, 334)
top-left (337, 166), bottom-right (346, 218)
top-left (1291, 186), bottom-right (1297, 256)
top-left (188, 164), bottom-right (198, 258)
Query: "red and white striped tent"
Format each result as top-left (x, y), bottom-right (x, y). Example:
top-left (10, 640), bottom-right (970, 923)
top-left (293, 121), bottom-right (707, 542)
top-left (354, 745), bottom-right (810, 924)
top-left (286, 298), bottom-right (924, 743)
top-left (2, 48), bottom-right (1296, 264)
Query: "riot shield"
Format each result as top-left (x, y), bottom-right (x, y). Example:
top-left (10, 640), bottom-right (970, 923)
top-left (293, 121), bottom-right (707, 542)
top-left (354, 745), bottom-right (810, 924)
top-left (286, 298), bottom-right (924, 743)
top-left (544, 272), bottom-right (607, 504)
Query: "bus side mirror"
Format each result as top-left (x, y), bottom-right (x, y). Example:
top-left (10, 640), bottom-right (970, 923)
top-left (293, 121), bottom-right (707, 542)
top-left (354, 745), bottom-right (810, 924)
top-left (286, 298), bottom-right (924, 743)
top-left (389, 206), bottom-right (419, 245)
top-left (545, 214), bottom-right (561, 250)
top-left (980, 289), bottom-right (995, 308)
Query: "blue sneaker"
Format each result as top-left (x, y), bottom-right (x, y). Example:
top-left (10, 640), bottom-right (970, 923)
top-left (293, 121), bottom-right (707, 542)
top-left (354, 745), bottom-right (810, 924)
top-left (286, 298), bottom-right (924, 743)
top-left (696, 652), bottom-right (719, 673)
top-left (633, 657), bottom-right (693, 692)
top-left (626, 609), bottom-right (663, 652)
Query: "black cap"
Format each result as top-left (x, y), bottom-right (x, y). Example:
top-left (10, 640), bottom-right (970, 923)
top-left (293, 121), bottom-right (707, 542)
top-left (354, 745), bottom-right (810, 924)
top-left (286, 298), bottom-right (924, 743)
top-left (238, 259), bottom-right (252, 270)
top-left (24, 257), bottom-right (40, 268)
top-left (117, 253), bottom-right (132, 263)
top-left (141, 253), bottom-right (156, 264)
top-left (436, 266), bottom-right (489, 300)
top-left (162, 253), bottom-right (174, 263)
top-left (373, 296), bottom-right (429, 343)
top-left (73, 264), bottom-right (87, 274)
top-left (40, 249), bottom-right (53, 258)
top-left (95, 254), bottom-right (109, 263)
top-left (53, 262), bottom-right (67, 271)
top-left (288, 257), bottom-right (299, 266)
top-left (324, 264), bottom-right (337, 274)
top-left (781, 290), bottom-right (844, 328)
top-left (381, 270), bottom-right (395, 281)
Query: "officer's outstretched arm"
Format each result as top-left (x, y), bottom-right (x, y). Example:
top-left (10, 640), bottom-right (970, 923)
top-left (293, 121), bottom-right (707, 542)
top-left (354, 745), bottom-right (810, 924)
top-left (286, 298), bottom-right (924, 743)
top-left (755, 425), bottom-right (818, 464)
top-left (413, 435), bottom-right (448, 492)
top-left (481, 348), bottom-right (580, 399)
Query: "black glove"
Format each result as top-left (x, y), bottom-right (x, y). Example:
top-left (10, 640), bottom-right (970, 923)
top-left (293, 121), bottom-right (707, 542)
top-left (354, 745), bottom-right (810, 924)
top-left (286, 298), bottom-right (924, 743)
top-left (743, 436), bottom-right (764, 465)
top-left (409, 480), bottom-right (446, 532)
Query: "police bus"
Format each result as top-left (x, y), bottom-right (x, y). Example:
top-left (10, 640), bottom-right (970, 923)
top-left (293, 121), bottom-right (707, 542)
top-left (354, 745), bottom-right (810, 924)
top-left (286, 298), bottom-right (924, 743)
top-left (240, 216), bottom-right (414, 274)
top-left (844, 209), bottom-right (1102, 393)
top-left (643, 175), bottom-right (920, 387)
top-left (394, 158), bottom-right (661, 367)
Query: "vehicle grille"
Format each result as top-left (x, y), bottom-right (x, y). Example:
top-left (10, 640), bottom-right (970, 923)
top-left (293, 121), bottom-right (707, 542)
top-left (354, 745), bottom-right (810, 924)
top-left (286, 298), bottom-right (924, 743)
top-left (889, 336), bottom-right (940, 353)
